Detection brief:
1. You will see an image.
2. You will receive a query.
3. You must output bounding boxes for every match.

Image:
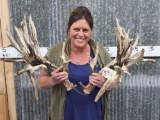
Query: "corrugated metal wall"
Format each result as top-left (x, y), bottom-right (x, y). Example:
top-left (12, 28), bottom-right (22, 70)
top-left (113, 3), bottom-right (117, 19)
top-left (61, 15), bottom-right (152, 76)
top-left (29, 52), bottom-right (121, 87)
top-left (8, 0), bottom-right (160, 120)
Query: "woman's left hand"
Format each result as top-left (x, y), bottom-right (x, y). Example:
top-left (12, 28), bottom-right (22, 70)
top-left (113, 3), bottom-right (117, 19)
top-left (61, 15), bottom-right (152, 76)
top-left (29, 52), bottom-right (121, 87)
top-left (89, 73), bottom-right (107, 88)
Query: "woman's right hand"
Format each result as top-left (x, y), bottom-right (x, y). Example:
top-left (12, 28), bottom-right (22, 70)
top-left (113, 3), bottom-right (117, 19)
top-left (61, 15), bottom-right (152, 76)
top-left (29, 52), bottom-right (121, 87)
top-left (38, 66), bottom-right (68, 89)
top-left (51, 66), bottom-right (68, 85)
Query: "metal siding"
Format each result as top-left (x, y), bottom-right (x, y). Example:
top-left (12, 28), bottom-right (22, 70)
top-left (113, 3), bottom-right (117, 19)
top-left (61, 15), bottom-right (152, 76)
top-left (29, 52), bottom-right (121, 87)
top-left (8, 0), bottom-right (160, 120)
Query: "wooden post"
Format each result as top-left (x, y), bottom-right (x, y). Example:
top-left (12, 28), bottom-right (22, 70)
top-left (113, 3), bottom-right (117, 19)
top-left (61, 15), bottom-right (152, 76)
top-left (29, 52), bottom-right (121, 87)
top-left (0, 0), bottom-right (17, 120)
top-left (0, 23), bottom-right (8, 120)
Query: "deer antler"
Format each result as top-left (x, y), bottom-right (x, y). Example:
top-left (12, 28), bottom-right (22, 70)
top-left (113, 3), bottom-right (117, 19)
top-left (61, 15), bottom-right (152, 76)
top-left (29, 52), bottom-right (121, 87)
top-left (79, 43), bottom-right (99, 94)
top-left (95, 18), bottom-right (156, 102)
top-left (6, 15), bottom-right (75, 100)
top-left (60, 42), bottom-right (77, 91)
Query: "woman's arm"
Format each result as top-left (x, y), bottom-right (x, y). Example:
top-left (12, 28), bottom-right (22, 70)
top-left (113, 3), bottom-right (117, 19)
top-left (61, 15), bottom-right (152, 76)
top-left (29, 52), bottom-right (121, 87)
top-left (38, 66), bottom-right (68, 89)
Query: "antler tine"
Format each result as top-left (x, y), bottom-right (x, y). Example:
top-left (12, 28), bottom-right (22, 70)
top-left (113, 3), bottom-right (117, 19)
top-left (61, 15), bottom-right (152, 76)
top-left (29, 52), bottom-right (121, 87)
top-left (142, 58), bottom-right (156, 62)
top-left (95, 79), bottom-right (112, 102)
top-left (21, 16), bottom-right (32, 48)
top-left (127, 49), bottom-right (145, 67)
top-left (121, 29), bottom-right (128, 57)
top-left (28, 72), bottom-right (38, 100)
top-left (122, 29), bottom-right (133, 55)
top-left (29, 15), bottom-right (41, 56)
top-left (115, 17), bottom-right (124, 37)
top-left (90, 43), bottom-right (99, 72)
top-left (14, 26), bottom-right (29, 53)
top-left (132, 33), bottom-right (140, 49)
top-left (6, 31), bottom-right (23, 54)
top-left (14, 28), bottom-right (32, 63)
top-left (121, 44), bottom-right (133, 63)
top-left (115, 37), bottom-right (122, 66)
top-left (60, 42), bottom-right (71, 64)
top-left (121, 31), bottom-right (139, 65)
top-left (16, 64), bottom-right (47, 75)
top-left (115, 27), bottom-right (122, 55)
top-left (115, 17), bottom-right (126, 55)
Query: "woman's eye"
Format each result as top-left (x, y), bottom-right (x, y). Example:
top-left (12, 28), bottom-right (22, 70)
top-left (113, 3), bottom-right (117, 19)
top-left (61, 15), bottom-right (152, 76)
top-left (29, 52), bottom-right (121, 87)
top-left (74, 28), bottom-right (79, 31)
top-left (83, 29), bottom-right (89, 32)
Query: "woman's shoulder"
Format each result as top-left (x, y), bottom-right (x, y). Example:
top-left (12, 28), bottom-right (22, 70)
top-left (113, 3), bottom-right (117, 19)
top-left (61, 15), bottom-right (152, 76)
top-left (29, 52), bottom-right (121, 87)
top-left (45, 41), bottom-right (65, 60)
top-left (89, 39), bottom-right (106, 52)
top-left (49, 39), bottom-right (69, 51)
top-left (49, 42), bottom-right (63, 51)
top-left (48, 40), bottom-right (68, 54)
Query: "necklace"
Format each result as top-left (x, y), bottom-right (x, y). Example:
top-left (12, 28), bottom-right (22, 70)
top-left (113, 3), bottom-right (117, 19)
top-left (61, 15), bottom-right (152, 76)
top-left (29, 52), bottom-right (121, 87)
top-left (71, 46), bottom-right (88, 65)
top-left (74, 87), bottom-right (95, 95)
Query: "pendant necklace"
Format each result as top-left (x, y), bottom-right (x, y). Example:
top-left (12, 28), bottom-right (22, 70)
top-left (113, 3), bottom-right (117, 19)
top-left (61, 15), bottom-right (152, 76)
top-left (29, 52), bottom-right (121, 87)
top-left (71, 46), bottom-right (88, 65)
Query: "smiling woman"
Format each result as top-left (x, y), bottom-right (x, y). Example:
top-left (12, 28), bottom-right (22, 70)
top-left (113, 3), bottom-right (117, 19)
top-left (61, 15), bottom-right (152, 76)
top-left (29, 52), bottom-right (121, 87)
top-left (38, 6), bottom-right (118, 120)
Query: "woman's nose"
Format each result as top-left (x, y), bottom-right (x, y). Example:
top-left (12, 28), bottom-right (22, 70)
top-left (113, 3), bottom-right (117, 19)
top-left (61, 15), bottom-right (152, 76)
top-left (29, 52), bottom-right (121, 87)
top-left (78, 30), bottom-right (83, 36)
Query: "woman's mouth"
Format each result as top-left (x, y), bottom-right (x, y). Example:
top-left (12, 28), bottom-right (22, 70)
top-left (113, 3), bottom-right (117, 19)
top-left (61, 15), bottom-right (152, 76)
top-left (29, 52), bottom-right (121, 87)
top-left (75, 38), bottom-right (85, 43)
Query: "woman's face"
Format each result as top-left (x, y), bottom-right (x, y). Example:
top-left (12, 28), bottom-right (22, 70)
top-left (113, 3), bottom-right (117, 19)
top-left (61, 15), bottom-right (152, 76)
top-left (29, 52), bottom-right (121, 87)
top-left (68, 19), bottom-right (92, 49)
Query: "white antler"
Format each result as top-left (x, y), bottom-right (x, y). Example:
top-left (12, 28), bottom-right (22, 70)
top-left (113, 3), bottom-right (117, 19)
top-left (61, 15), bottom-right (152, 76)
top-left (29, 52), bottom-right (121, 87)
top-left (60, 42), bottom-right (77, 91)
top-left (95, 18), bottom-right (156, 102)
top-left (79, 43), bottom-right (99, 94)
top-left (6, 16), bottom-right (75, 100)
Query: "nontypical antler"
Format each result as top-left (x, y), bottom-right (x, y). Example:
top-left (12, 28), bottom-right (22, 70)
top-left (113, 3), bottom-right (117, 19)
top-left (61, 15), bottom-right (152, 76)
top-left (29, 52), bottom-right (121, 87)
top-left (6, 16), bottom-right (76, 100)
top-left (95, 18), bottom-right (156, 102)
top-left (79, 43), bottom-right (99, 94)
top-left (60, 42), bottom-right (77, 91)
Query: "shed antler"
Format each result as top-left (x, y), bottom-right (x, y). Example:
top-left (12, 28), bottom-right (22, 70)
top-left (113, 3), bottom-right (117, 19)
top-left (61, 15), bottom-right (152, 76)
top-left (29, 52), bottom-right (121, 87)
top-left (60, 42), bottom-right (77, 90)
top-left (6, 16), bottom-right (76, 100)
top-left (95, 18), bottom-right (156, 102)
top-left (79, 43), bottom-right (99, 94)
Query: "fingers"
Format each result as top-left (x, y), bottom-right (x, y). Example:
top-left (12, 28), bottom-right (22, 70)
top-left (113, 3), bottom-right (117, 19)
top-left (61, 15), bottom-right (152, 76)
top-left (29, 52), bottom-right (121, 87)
top-left (54, 73), bottom-right (68, 81)
top-left (89, 73), bottom-right (106, 88)
top-left (53, 65), bottom-right (63, 73)
top-left (51, 66), bottom-right (68, 84)
top-left (52, 72), bottom-right (68, 84)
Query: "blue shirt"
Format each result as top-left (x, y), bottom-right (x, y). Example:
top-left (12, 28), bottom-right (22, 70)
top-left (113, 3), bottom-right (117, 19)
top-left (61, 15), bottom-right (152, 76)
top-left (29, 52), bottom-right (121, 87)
top-left (64, 52), bottom-right (102, 120)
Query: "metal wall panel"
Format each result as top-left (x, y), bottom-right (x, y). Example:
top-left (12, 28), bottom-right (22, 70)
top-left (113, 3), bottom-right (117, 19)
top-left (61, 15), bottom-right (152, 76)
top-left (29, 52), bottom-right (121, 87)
top-left (8, 0), bottom-right (160, 120)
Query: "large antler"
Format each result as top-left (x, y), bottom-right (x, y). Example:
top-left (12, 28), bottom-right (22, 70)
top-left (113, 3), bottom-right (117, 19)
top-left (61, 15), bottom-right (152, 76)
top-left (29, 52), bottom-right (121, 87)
top-left (60, 42), bottom-right (77, 90)
top-left (95, 18), bottom-right (156, 102)
top-left (6, 16), bottom-right (76, 100)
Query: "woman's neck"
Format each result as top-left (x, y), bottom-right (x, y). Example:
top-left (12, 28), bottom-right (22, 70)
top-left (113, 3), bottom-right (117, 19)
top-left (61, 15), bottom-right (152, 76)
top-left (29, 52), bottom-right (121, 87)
top-left (71, 44), bottom-right (88, 54)
top-left (70, 44), bottom-right (90, 65)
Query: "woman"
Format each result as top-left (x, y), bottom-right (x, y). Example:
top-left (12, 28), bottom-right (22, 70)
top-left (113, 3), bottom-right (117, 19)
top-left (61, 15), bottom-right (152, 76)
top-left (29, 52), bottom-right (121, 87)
top-left (38, 6), bottom-right (118, 120)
